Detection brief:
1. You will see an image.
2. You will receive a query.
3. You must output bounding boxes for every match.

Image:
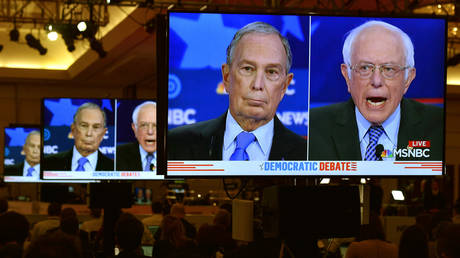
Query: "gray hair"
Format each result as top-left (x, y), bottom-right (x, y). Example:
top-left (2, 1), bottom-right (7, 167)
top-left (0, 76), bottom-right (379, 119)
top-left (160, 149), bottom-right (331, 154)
top-left (73, 102), bottom-right (107, 127)
top-left (132, 101), bottom-right (156, 128)
top-left (25, 130), bottom-right (40, 145)
top-left (342, 20), bottom-right (414, 79)
top-left (226, 21), bottom-right (293, 74)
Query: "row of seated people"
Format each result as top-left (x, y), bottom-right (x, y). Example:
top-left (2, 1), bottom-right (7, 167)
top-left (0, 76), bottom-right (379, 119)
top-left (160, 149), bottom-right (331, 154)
top-left (0, 199), bottom-right (238, 258)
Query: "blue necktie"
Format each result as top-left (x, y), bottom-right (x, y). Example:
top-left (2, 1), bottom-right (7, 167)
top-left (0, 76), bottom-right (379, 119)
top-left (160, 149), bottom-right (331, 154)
top-left (144, 154), bottom-right (154, 171)
top-left (364, 126), bottom-right (385, 161)
top-left (230, 132), bottom-right (255, 161)
top-left (26, 167), bottom-right (34, 177)
top-left (76, 157), bottom-right (88, 171)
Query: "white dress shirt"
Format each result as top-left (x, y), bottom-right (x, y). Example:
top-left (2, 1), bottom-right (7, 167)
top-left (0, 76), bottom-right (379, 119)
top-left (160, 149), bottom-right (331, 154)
top-left (355, 104), bottom-right (400, 161)
top-left (222, 111), bottom-right (274, 161)
top-left (71, 146), bottom-right (98, 171)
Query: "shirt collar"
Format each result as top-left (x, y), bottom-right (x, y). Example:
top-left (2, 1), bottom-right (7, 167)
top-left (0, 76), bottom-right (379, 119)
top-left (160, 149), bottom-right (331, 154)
top-left (223, 110), bottom-right (274, 156)
top-left (355, 104), bottom-right (400, 146)
top-left (72, 146), bottom-right (98, 169)
top-left (23, 160), bottom-right (40, 177)
top-left (138, 144), bottom-right (156, 161)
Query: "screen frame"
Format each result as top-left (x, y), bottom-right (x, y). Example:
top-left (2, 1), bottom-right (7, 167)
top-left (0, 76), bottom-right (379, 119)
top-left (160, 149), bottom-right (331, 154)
top-left (40, 97), bottom-right (164, 181)
top-left (163, 11), bottom-right (447, 177)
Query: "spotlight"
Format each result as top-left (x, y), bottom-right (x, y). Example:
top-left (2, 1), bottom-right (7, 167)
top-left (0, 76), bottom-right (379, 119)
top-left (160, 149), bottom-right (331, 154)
top-left (106, 0), bottom-right (121, 4)
top-left (25, 34), bottom-right (47, 55)
top-left (89, 38), bottom-right (106, 58)
top-left (9, 29), bottom-right (19, 42)
top-left (47, 31), bottom-right (58, 41)
top-left (77, 21), bottom-right (87, 32)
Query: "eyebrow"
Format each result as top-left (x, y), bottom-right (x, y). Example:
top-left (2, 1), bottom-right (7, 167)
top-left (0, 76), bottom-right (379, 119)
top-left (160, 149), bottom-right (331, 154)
top-left (237, 59), bottom-right (284, 70)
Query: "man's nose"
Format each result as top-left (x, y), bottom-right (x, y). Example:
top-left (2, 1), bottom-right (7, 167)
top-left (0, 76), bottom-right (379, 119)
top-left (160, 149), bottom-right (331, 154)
top-left (252, 70), bottom-right (265, 90)
top-left (370, 67), bottom-right (384, 87)
top-left (86, 128), bottom-right (94, 136)
top-left (148, 126), bottom-right (155, 135)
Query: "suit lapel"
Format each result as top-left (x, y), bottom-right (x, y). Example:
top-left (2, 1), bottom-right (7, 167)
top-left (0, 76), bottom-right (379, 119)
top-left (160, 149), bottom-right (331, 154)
top-left (199, 113), bottom-right (226, 160)
top-left (397, 98), bottom-right (423, 159)
top-left (64, 149), bottom-right (73, 171)
top-left (132, 143), bottom-right (143, 171)
top-left (332, 99), bottom-right (362, 160)
top-left (269, 117), bottom-right (291, 160)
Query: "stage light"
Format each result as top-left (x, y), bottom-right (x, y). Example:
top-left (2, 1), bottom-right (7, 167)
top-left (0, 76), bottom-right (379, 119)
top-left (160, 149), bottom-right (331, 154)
top-left (77, 21), bottom-right (87, 32)
top-left (60, 24), bottom-right (78, 52)
top-left (25, 34), bottom-right (47, 55)
top-left (9, 29), bottom-right (19, 42)
top-left (81, 22), bottom-right (98, 39)
top-left (47, 31), bottom-right (58, 41)
top-left (391, 190), bottom-right (405, 201)
top-left (106, 0), bottom-right (121, 4)
top-left (320, 178), bottom-right (330, 184)
top-left (89, 38), bottom-right (106, 58)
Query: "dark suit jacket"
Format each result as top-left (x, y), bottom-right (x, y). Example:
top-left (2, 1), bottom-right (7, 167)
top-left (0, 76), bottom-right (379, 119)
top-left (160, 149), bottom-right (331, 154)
top-left (4, 162), bottom-right (25, 176)
top-left (308, 98), bottom-right (443, 161)
top-left (116, 142), bottom-right (143, 171)
top-left (43, 148), bottom-right (114, 171)
top-left (168, 113), bottom-right (307, 160)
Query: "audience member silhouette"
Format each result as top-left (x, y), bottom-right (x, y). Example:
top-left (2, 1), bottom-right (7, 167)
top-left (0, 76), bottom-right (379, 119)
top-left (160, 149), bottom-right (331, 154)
top-left (0, 211), bottom-right (30, 258)
top-left (31, 202), bottom-right (61, 241)
top-left (436, 223), bottom-right (460, 258)
top-left (345, 212), bottom-right (398, 258)
top-left (152, 215), bottom-right (197, 258)
top-left (24, 230), bottom-right (83, 258)
top-left (398, 225), bottom-right (429, 258)
top-left (114, 212), bottom-right (149, 258)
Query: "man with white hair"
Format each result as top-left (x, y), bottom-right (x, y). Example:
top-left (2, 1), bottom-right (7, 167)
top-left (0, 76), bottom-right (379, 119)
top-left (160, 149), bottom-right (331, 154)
top-left (4, 130), bottom-right (40, 177)
top-left (116, 101), bottom-right (157, 171)
top-left (309, 20), bottom-right (443, 161)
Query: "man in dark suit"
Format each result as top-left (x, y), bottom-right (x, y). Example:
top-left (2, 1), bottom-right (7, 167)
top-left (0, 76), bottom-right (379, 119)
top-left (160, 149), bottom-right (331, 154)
top-left (116, 101), bottom-right (156, 171)
top-left (309, 21), bottom-right (443, 161)
top-left (4, 130), bottom-right (41, 177)
top-left (169, 22), bottom-right (307, 161)
top-left (43, 102), bottom-right (113, 171)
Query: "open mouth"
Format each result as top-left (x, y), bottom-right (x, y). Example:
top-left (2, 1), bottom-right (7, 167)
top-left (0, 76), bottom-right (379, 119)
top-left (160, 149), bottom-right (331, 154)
top-left (366, 97), bottom-right (387, 107)
top-left (145, 139), bottom-right (156, 145)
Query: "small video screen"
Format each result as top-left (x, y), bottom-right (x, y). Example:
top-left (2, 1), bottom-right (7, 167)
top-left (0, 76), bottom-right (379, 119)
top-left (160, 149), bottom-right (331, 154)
top-left (42, 98), bottom-right (164, 180)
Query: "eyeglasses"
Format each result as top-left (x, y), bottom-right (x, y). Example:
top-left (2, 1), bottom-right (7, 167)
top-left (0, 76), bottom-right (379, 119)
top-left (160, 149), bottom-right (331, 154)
top-left (138, 122), bottom-right (156, 132)
top-left (349, 63), bottom-right (410, 79)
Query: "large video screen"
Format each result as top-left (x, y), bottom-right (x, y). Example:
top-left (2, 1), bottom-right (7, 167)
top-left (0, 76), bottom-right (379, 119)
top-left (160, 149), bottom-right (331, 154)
top-left (42, 98), bottom-right (164, 180)
top-left (166, 13), bottom-right (445, 176)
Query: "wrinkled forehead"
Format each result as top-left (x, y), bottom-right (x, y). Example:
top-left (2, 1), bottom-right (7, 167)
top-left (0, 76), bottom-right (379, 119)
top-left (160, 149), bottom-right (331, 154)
top-left (26, 134), bottom-right (40, 145)
top-left (76, 108), bottom-right (104, 124)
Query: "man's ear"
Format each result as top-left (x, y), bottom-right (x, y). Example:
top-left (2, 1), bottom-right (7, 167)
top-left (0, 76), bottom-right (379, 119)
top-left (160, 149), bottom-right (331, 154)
top-left (282, 73), bottom-right (294, 94)
top-left (222, 64), bottom-right (230, 92)
top-left (403, 68), bottom-right (416, 95)
top-left (131, 123), bottom-right (136, 134)
top-left (341, 64), bottom-right (352, 93)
